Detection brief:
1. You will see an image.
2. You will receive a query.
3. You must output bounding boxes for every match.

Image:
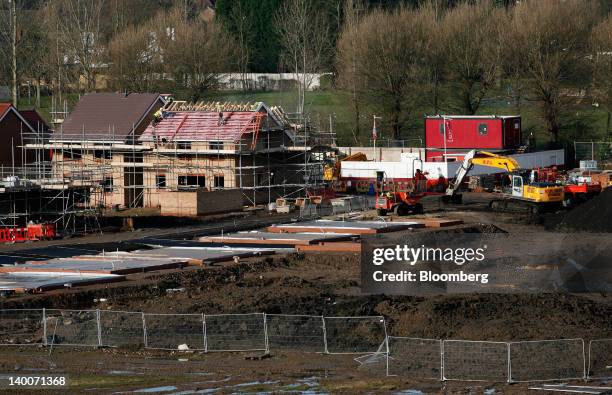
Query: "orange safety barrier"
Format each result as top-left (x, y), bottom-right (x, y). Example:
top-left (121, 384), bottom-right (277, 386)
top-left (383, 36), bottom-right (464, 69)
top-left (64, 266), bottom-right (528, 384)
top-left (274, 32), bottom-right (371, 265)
top-left (1, 223), bottom-right (56, 243)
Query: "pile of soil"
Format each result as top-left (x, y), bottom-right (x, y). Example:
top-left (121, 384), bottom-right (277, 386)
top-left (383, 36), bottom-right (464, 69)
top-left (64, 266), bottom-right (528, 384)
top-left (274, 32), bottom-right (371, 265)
top-left (553, 187), bottom-right (612, 232)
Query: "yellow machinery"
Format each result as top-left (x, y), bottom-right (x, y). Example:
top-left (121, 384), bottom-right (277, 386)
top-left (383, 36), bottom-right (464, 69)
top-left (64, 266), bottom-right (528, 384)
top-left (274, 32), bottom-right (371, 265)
top-left (445, 150), bottom-right (564, 213)
top-left (324, 152), bottom-right (368, 182)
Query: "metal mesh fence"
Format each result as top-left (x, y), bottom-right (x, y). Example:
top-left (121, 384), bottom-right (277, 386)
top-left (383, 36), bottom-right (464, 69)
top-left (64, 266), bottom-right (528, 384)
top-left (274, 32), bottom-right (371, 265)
top-left (387, 337), bottom-right (441, 379)
top-left (324, 316), bottom-right (387, 354)
top-left (588, 339), bottom-right (612, 379)
top-left (266, 314), bottom-right (325, 352)
top-left (0, 308), bottom-right (606, 383)
top-left (45, 309), bottom-right (99, 346)
top-left (99, 310), bottom-right (145, 348)
top-left (574, 141), bottom-right (612, 162)
top-left (144, 313), bottom-right (205, 350)
top-left (205, 313), bottom-right (266, 352)
top-left (443, 340), bottom-right (509, 382)
top-left (509, 339), bottom-right (585, 382)
top-left (0, 309), bottom-right (44, 345)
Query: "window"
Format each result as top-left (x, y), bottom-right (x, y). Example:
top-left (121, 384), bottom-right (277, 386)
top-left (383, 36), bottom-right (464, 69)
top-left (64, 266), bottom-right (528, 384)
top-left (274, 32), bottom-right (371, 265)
top-left (156, 174), bottom-right (166, 189)
top-left (102, 177), bottom-right (113, 192)
top-left (94, 150), bottom-right (112, 160)
top-left (178, 175), bottom-right (205, 189)
top-left (478, 123), bottom-right (488, 136)
top-left (63, 150), bottom-right (82, 160)
top-left (209, 141), bottom-right (224, 150)
top-left (214, 175), bottom-right (225, 189)
top-left (124, 152), bottom-right (143, 163)
top-left (177, 141), bottom-right (191, 150)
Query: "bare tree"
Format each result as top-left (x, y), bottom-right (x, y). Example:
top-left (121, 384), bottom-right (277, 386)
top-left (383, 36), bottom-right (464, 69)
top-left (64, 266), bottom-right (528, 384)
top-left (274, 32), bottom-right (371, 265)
top-left (504, 0), bottom-right (598, 143)
top-left (48, 0), bottom-right (105, 92)
top-left (442, 2), bottom-right (502, 114)
top-left (0, 0), bottom-right (20, 105)
top-left (159, 8), bottom-right (234, 100)
top-left (337, 7), bottom-right (429, 140)
top-left (591, 14), bottom-right (612, 136)
top-left (420, 1), bottom-right (447, 114)
top-left (108, 22), bottom-right (160, 92)
top-left (336, 0), bottom-right (365, 144)
top-left (276, 0), bottom-right (331, 119)
top-left (230, 0), bottom-right (253, 90)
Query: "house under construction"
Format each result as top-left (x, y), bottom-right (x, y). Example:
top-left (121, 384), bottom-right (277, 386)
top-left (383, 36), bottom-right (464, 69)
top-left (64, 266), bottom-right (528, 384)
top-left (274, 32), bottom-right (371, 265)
top-left (17, 93), bottom-right (333, 227)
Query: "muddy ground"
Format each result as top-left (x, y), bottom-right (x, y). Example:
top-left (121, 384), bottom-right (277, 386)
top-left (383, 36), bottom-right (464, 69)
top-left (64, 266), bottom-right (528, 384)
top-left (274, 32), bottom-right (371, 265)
top-left (0, 193), bottom-right (610, 394)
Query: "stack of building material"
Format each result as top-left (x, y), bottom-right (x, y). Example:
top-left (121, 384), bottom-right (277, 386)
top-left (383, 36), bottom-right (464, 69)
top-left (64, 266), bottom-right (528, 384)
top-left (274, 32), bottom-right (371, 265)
top-left (0, 272), bottom-right (124, 294)
top-left (198, 231), bottom-right (358, 248)
top-left (389, 218), bottom-right (464, 227)
top-left (267, 220), bottom-right (423, 234)
top-left (0, 255), bottom-right (191, 275)
top-left (132, 246), bottom-right (277, 265)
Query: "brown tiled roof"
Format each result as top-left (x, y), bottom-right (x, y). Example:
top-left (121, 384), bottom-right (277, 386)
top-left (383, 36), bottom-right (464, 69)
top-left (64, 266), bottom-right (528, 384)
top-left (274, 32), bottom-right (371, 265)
top-left (57, 93), bottom-right (163, 140)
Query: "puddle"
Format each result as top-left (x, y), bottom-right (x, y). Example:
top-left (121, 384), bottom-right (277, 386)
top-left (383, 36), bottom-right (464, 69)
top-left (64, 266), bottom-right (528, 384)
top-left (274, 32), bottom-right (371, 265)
top-left (133, 386), bottom-right (178, 393)
top-left (484, 389), bottom-right (496, 395)
top-left (108, 370), bottom-right (139, 375)
top-left (394, 390), bottom-right (424, 395)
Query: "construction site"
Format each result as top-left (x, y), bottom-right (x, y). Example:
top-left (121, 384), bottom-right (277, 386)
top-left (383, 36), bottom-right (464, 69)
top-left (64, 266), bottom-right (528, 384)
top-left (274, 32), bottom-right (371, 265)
top-left (0, 95), bottom-right (611, 393)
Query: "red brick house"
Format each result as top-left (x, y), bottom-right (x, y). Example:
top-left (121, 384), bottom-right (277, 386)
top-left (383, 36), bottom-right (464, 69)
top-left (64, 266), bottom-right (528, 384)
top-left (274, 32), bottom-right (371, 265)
top-left (0, 104), bottom-right (49, 168)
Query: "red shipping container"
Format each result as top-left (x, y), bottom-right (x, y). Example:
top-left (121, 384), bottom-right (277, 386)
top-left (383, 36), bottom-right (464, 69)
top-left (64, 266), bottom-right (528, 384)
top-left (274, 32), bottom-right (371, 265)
top-left (424, 115), bottom-right (522, 151)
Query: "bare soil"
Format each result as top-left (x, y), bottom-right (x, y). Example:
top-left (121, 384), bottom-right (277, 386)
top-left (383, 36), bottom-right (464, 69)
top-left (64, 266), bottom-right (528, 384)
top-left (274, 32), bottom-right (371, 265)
top-left (0, 193), bottom-right (610, 393)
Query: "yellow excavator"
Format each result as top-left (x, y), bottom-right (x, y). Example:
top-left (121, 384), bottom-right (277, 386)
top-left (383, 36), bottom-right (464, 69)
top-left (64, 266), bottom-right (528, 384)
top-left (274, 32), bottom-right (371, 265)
top-left (445, 150), bottom-right (564, 213)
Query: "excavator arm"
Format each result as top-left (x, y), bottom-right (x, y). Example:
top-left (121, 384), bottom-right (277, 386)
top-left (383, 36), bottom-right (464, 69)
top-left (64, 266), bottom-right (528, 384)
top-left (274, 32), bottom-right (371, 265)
top-left (446, 150), bottom-right (520, 196)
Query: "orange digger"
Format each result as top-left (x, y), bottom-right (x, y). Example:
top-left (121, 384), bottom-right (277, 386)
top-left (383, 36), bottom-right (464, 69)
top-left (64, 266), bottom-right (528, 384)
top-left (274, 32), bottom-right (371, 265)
top-left (375, 170), bottom-right (448, 216)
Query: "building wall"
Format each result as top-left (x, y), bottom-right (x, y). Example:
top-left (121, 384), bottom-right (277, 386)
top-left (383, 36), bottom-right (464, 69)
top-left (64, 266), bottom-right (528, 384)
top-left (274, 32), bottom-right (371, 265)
top-left (0, 111), bottom-right (32, 168)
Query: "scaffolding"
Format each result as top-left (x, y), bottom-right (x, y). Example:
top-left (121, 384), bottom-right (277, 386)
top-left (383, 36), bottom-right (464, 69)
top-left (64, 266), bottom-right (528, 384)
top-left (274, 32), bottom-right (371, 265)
top-left (9, 102), bottom-right (335, 233)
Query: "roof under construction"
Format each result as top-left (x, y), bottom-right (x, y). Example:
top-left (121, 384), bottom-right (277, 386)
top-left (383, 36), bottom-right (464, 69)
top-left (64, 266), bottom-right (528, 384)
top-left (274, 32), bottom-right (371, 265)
top-left (140, 101), bottom-right (287, 143)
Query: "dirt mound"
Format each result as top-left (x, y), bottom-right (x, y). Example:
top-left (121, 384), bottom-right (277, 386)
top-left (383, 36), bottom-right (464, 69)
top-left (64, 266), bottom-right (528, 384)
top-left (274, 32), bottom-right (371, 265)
top-left (554, 187), bottom-right (612, 232)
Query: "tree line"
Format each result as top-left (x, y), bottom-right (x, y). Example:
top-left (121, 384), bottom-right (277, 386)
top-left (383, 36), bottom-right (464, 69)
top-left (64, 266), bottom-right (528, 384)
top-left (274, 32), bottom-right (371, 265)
top-left (0, 0), bottom-right (611, 145)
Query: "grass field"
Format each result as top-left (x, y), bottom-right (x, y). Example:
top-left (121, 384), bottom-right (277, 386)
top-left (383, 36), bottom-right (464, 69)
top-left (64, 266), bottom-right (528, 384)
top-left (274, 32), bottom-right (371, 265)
top-left (15, 88), bottom-right (610, 148)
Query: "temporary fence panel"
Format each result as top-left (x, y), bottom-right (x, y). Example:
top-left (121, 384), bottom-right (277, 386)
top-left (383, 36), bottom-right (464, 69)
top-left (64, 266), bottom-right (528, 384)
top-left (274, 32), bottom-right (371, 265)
top-left (266, 314), bottom-right (325, 352)
top-left (0, 309), bottom-right (44, 345)
top-left (509, 339), bottom-right (585, 382)
top-left (587, 339), bottom-right (612, 379)
top-left (204, 313), bottom-right (266, 352)
top-left (144, 313), bottom-right (205, 350)
top-left (99, 310), bottom-right (145, 348)
top-left (45, 309), bottom-right (99, 347)
top-left (323, 316), bottom-right (387, 354)
top-left (443, 340), bottom-right (509, 382)
top-left (386, 337), bottom-right (441, 379)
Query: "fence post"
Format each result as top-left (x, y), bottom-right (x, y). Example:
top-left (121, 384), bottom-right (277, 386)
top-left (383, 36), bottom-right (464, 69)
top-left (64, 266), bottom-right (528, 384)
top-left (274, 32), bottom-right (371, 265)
top-left (440, 340), bottom-right (445, 381)
top-left (383, 318), bottom-right (390, 377)
top-left (202, 313), bottom-right (207, 352)
top-left (142, 313), bottom-right (147, 348)
top-left (42, 308), bottom-right (47, 346)
top-left (582, 339), bottom-right (587, 380)
top-left (96, 309), bottom-right (102, 347)
top-left (263, 313), bottom-right (269, 353)
top-left (507, 342), bottom-right (512, 383)
top-left (322, 316), bottom-right (328, 354)
top-left (587, 340), bottom-right (592, 381)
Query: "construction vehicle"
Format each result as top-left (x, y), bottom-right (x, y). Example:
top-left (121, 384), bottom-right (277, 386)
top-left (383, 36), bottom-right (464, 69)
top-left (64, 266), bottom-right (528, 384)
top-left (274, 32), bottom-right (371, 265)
top-left (375, 170), bottom-right (447, 216)
top-left (324, 152), bottom-right (368, 182)
top-left (445, 150), bottom-right (564, 213)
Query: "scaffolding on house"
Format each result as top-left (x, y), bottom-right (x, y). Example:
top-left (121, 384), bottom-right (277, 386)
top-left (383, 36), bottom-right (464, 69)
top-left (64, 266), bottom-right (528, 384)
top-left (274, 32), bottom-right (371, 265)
top-left (11, 106), bottom-right (335, 232)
